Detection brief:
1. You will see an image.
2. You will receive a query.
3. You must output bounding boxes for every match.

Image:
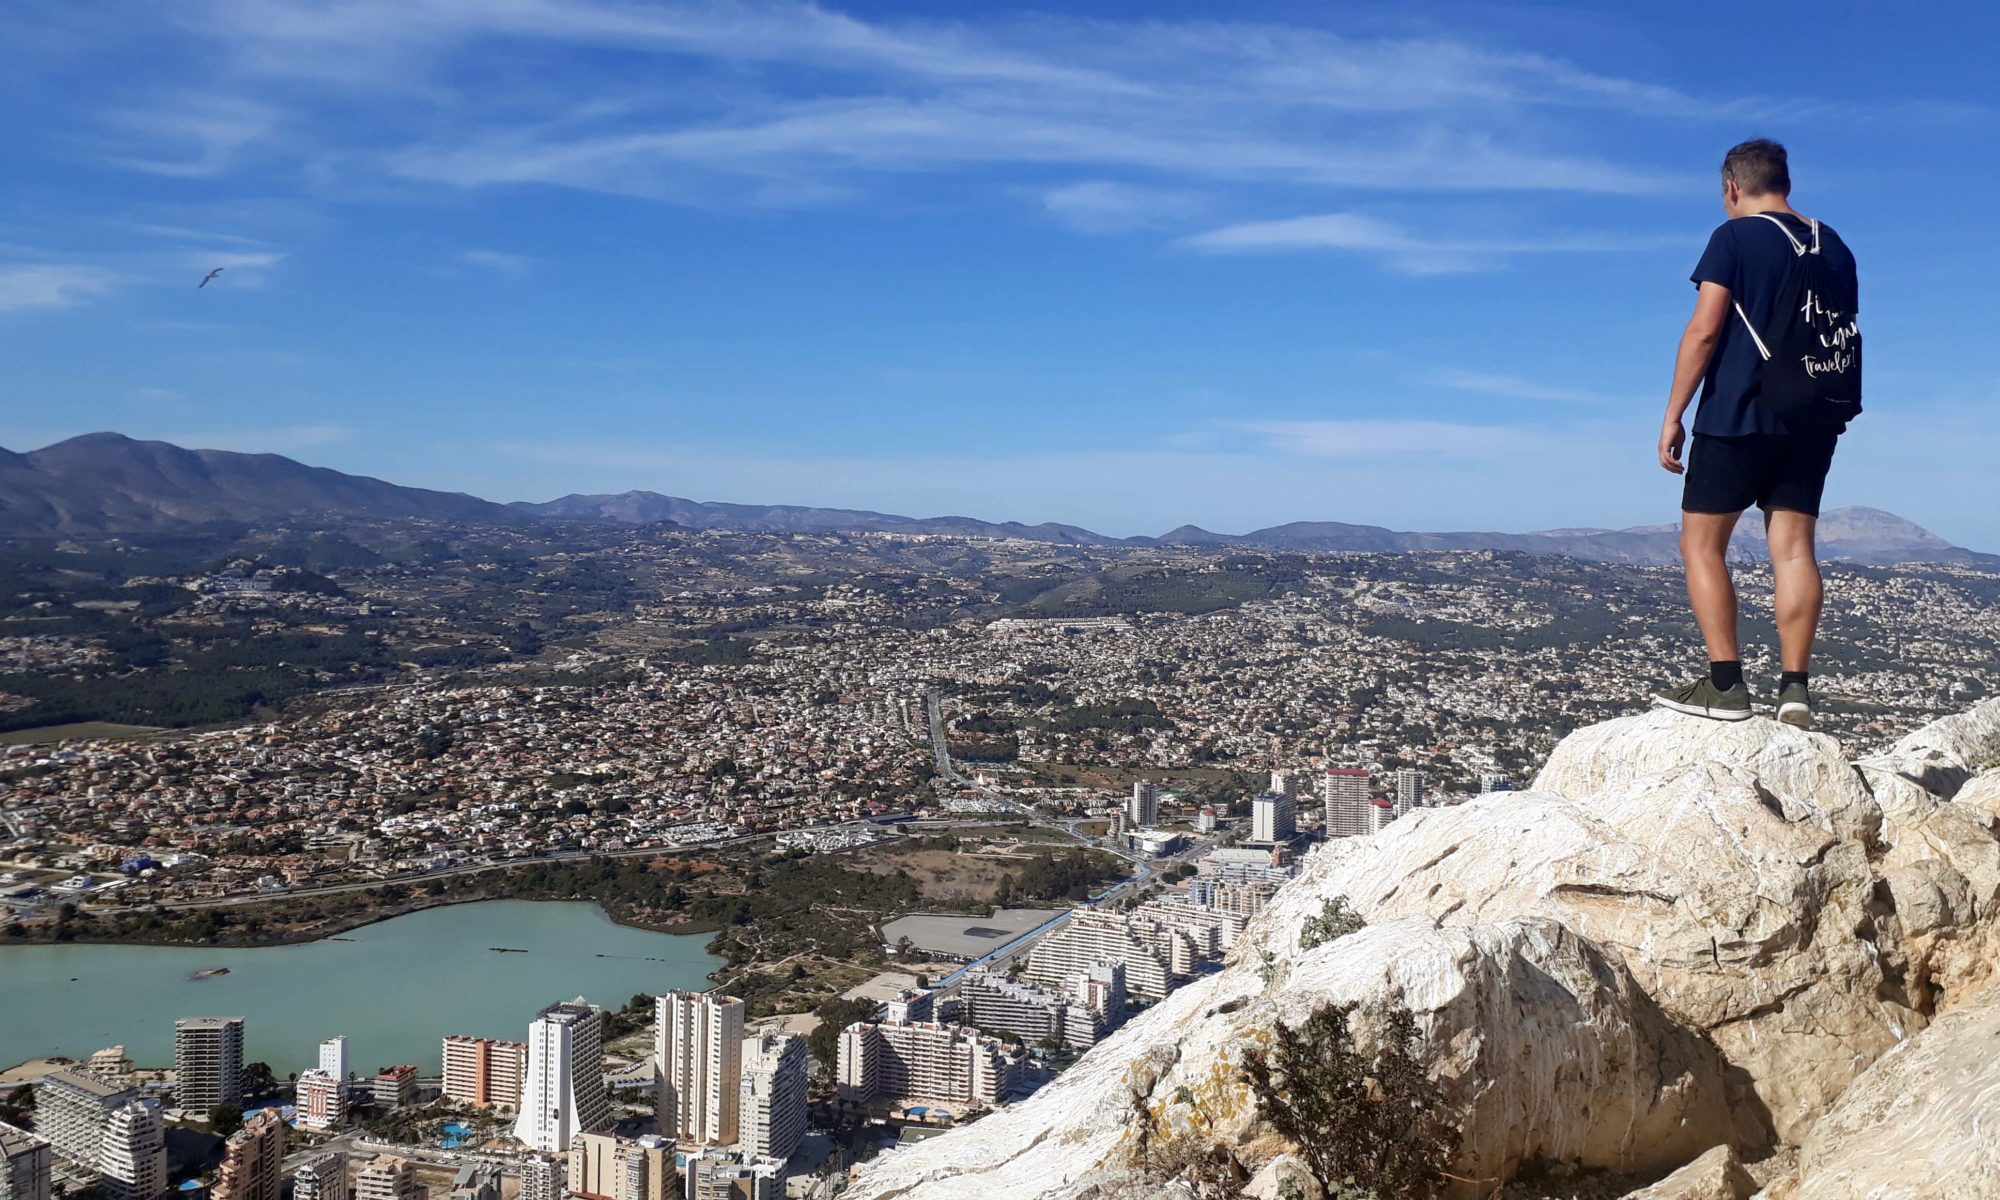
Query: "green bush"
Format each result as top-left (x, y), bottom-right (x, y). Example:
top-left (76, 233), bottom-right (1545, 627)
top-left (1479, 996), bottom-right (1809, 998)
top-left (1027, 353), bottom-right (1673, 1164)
top-left (1242, 1000), bottom-right (1455, 1199)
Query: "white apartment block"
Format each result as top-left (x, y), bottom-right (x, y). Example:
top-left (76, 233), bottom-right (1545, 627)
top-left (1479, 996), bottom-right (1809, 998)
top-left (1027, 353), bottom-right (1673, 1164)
top-left (317, 1037), bottom-right (349, 1082)
top-left (1320, 767), bottom-right (1372, 839)
top-left (1250, 792), bottom-right (1295, 844)
top-left (96, 1103), bottom-right (166, 1200)
top-left (34, 1069), bottom-right (133, 1169)
top-left (654, 992), bottom-right (743, 1146)
top-left (0, 1121), bottom-right (52, 1200)
top-left (1127, 781), bottom-right (1158, 828)
top-left (959, 968), bottom-right (1123, 1051)
top-left (174, 1017), bottom-right (245, 1112)
top-left (881, 989), bottom-right (933, 1023)
top-left (737, 1034), bottom-right (806, 1162)
top-left (292, 1153), bottom-right (350, 1200)
top-left (294, 1070), bottom-right (344, 1132)
top-left (1023, 909), bottom-right (1173, 1000)
top-left (836, 1020), bottom-right (1026, 1108)
top-left (441, 1036), bottom-right (527, 1110)
top-left (513, 999), bottom-right (610, 1153)
top-left (1394, 768), bottom-right (1426, 817)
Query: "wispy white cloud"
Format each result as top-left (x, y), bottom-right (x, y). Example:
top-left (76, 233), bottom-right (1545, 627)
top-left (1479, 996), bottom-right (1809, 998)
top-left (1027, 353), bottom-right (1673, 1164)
top-left (97, 94), bottom-right (283, 178)
top-left (1038, 181), bottom-right (1206, 234)
top-left (0, 264), bottom-right (119, 314)
top-left (458, 248), bottom-right (533, 276)
top-left (1428, 369), bottom-right (1631, 405)
top-left (1234, 419), bottom-right (1545, 459)
top-left (1181, 211), bottom-right (1682, 273)
top-left (130, 0), bottom-right (1695, 215)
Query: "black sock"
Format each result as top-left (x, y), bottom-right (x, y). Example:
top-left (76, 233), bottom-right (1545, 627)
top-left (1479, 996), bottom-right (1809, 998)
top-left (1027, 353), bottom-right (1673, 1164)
top-left (1709, 660), bottom-right (1744, 691)
top-left (1780, 670), bottom-right (1810, 692)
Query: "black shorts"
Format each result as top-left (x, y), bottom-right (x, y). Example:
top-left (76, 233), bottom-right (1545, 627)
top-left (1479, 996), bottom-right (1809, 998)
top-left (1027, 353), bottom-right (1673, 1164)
top-left (1682, 432), bottom-right (1839, 517)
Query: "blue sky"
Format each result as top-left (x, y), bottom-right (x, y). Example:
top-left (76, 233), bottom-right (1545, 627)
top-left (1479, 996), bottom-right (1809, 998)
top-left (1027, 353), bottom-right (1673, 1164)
top-left (4, 1), bottom-right (1998, 546)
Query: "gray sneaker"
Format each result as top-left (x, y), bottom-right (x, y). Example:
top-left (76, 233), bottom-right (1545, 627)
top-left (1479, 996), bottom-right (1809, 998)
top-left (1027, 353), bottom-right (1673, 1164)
top-left (1777, 682), bottom-right (1813, 730)
top-left (1654, 676), bottom-right (1753, 721)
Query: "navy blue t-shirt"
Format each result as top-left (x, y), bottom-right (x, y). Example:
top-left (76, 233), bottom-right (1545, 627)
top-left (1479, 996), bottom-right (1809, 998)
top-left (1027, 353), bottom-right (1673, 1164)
top-left (1690, 213), bottom-right (1858, 437)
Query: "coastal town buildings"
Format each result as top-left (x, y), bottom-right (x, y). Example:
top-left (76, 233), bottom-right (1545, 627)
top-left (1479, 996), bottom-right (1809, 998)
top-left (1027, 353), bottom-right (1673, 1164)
top-left (1321, 767), bottom-right (1373, 838)
top-left (441, 1037), bottom-right (526, 1110)
top-left (836, 1019), bottom-right (1027, 1108)
top-left (681, 1150), bottom-right (782, 1200)
top-left (35, 1070), bottom-right (132, 1169)
top-left (0, 1123), bottom-right (52, 1200)
top-left (214, 1110), bottom-right (285, 1200)
top-left (1249, 792), bottom-right (1295, 844)
top-left (1126, 782), bottom-right (1157, 828)
top-left (93, 1102), bottom-right (166, 1200)
top-left (354, 1156), bottom-right (424, 1200)
top-left (514, 1000), bottom-right (609, 1152)
top-left (174, 1017), bottom-right (245, 1112)
top-left (515, 1156), bottom-right (561, 1200)
top-left (292, 1153), bottom-right (349, 1200)
top-left (318, 1037), bottom-right (349, 1082)
top-left (295, 1070), bottom-right (344, 1132)
top-left (654, 992), bottom-right (743, 1147)
top-left (737, 1034), bottom-right (806, 1163)
top-left (565, 1133), bottom-right (671, 1200)
top-left (959, 968), bottom-right (1120, 1051)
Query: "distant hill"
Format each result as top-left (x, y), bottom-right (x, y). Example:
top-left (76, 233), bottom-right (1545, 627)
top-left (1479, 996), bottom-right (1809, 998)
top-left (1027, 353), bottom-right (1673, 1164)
top-left (0, 433), bottom-right (524, 535)
top-left (510, 490), bottom-right (1117, 545)
top-left (520, 490), bottom-right (1982, 565)
top-left (0, 435), bottom-right (1984, 565)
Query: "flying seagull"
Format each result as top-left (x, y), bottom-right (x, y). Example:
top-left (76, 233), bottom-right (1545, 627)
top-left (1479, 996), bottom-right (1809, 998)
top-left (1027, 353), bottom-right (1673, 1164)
top-left (198, 268), bottom-right (224, 288)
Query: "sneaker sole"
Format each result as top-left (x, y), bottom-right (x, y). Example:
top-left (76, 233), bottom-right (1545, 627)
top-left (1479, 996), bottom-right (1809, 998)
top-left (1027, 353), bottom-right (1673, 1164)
top-left (1778, 702), bottom-right (1814, 730)
top-left (1654, 696), bottom-right (1754, 722)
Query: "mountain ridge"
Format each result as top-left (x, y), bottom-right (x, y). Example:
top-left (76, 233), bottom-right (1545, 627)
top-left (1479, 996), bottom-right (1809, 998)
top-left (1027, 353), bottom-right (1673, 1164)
top-left (0, 434), bottom-right (1985, 565)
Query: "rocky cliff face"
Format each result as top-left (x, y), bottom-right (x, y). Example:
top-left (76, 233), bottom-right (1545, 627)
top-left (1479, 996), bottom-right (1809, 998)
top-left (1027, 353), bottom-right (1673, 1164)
top-left (842, 700), bottom-right (2000, 1200)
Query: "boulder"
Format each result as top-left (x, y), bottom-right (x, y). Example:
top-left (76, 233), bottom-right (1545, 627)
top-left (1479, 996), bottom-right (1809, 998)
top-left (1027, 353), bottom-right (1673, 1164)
top-left (1784, 992), bottom-right (2000, 1199)
top-left (1254, 760), bottom-right (1908, 1141)
top-left (841, 918), bottom-right (1745, 1200)
top-left (1955, 770), bottom-right (2000, 828)
top-left (1882, 696), bottom-right (2000, 787)
top-left (844, 705), bottom-right (2000, 1200)
top-left (1531, 709), bottom-right (1880, 847)
top-left (1617, 1146), bottom-right (1756, 1200)
top-left (1858, 720), bottom-right (2000, 1007)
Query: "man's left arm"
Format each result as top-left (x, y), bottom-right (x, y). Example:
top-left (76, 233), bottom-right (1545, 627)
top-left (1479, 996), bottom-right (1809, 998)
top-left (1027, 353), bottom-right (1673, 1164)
top-left (1659, 281), bottom-right (1731, 474)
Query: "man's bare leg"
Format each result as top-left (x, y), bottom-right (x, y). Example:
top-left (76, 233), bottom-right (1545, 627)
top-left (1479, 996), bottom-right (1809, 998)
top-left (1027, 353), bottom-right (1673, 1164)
top-left (1766, 509), bottom-right (1821, 728)
top-left (1681, 510), bottom-right (1743, 663)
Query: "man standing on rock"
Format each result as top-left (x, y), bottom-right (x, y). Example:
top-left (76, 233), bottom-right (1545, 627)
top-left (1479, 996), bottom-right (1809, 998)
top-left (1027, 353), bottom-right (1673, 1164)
top-left (1654, 138), bottom-right (1861, 729)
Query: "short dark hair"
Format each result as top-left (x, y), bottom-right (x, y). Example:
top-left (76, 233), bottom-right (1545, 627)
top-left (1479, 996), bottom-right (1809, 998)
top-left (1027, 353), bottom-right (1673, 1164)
top-left (1722, 138), bottom-right (1790, 196)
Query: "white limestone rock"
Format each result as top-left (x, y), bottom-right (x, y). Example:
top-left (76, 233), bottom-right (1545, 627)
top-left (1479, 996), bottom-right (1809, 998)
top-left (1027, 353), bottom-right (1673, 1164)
top-left (842, 917), bottom-right (1744, 1200)
top-left (1619, 1146), bottom-right (1756, 1200)
top-left (1253, 760), bottom-right (1910, 1141)
top-left (1782, 991), bottom-right (2000, 1199)
top-left (1883, 696), bottom-right (2000, 785)
top-left (847, 706), bottom-right (2000, 1200)
top-left (1531, 708), bottom-right (1881, 847)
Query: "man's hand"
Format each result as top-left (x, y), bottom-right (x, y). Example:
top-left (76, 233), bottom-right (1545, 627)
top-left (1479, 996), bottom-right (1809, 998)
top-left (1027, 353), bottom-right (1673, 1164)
top-left (1658, 419), bottom-right (1686, 474)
